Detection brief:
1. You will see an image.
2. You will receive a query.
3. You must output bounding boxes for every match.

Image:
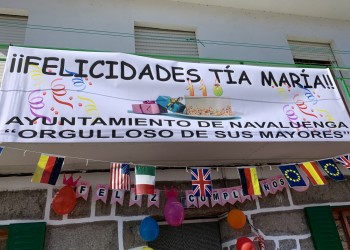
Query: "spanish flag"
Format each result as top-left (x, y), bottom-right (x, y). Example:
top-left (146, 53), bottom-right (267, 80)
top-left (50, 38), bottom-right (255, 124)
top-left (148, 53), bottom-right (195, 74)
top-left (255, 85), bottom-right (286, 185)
top-left (299, 161), bottom-right (327, 186)
top-left (32, 154), bottom-right (65, 185)
top-left (238, 167), bottom-right (261, 196)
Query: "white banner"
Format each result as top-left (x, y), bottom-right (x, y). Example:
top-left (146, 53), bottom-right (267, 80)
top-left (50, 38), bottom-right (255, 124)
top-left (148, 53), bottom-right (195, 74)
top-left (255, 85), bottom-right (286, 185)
top-left (1, 46), bottom-right (349, 142)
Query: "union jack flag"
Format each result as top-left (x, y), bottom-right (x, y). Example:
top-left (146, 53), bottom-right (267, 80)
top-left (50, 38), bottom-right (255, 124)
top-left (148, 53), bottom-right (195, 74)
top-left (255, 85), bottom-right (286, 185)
top-left (335, 154), bottom-right (350, 169)
top-left (191, 168), bottom-right (212, 197)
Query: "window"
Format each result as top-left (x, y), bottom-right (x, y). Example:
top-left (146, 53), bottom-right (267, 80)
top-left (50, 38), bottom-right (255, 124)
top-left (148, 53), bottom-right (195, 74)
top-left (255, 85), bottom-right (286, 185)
top-left (288, 40), bottom-right (350, 109)
top-left (0, 14), bottom-right (27, 85)
top-left (288, 41), bottom-right (337, 66)
top-left (134, 26), bottom-right (199, 57)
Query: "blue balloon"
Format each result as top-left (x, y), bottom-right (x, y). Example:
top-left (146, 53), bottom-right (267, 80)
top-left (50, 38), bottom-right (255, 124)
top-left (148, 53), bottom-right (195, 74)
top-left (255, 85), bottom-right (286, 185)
top-left (139, 217), bottom-right (160, 242)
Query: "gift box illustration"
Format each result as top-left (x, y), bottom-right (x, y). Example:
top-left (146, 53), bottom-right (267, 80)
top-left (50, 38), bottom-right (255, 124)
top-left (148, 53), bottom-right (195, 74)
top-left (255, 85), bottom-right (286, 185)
top-left (132, 101), bottom-right (168, 114)
top-left (156, 96), bottom-right (186, 113)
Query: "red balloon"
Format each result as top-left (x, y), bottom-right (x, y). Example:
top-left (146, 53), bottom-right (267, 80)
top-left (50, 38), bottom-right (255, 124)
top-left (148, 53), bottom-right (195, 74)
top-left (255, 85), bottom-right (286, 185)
top-left (52, 186), bottom-right (77, 215)
top-left (236, 237), bottom-right (254, 250)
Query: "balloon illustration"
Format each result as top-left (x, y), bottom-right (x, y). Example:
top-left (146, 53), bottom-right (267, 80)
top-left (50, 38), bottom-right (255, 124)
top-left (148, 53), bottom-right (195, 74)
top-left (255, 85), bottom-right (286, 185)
top-left (163, 187), bottom-right (184, 227)
top-left (139, 217), bottom-right (159, 242)
top-left (236, 237), bottom-right (254, 250)
top-left (227, 209), bottom-right (246, 229)
top-left (52, 174), bottom-right (80, 215)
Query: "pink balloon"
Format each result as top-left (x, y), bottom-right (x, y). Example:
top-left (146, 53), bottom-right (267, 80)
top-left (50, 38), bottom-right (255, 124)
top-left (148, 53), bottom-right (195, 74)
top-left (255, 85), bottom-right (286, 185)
top-left (164, 201), bottom-right (184, 226)
top-left (164, 187), bottom-right (184, 227)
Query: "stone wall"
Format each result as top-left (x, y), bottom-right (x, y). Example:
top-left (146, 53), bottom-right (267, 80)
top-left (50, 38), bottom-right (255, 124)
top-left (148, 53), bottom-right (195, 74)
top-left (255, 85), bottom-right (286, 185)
top-left (0, 175), bottom-right (349, 249)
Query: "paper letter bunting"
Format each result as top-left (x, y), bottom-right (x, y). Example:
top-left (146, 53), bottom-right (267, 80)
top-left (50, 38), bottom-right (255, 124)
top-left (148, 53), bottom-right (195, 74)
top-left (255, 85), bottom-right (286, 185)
top-left (111, 190), bottom-right (125, 205)
top-left (76, 181), bottom-right (90, 200)
top-left (129, 188), bottom-right (142, 207)
top-left (93, 184), bottom-right (109, 203)
top-left (147, 189), bottom-right (160, 208)
top-left (185, 190), bottom-right (198, 208)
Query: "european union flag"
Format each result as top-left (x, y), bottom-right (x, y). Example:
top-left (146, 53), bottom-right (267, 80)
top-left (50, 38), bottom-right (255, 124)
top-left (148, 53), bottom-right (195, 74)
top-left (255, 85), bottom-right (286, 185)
top-left (279, 164), bottom-right (307, 188)
top-left (317, 158), bottom-right (345, 181)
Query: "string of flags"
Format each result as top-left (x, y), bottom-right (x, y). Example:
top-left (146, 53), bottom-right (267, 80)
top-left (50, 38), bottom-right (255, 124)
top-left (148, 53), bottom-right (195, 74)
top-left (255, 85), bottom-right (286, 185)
top-left (0, 146), bottom-right (349, 207)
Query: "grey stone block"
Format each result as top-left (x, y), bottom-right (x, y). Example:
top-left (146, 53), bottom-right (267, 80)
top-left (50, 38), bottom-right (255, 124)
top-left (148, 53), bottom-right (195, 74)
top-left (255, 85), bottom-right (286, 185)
top-left (219, 218), bottom-right (253, 243)
top-left (68, 189), bottom-right (92, 219)
top-left (279, 239), bottom-right (297, 250)
top-left (45, 221), bottom-right (118, 250)
top-left (259, 190), bottom-right (290, 208)
top-left (251, 210), bottom-right (309, 236)
top-left (0, 189), bottom-right (46, 220)
top-left (299, 237), bottom-right (315, 250)
top-left (264, 240), bottom-right (276, 250)
top-left (291, 178), bottom-right (350, 205)
top-left (123, 221), bottom-right (146, 249)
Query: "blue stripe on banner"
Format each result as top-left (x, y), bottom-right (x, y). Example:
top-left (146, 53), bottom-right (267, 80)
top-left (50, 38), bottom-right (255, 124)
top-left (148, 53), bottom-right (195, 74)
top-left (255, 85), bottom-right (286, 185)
top-left (0, 147), bottom-right (3, 156)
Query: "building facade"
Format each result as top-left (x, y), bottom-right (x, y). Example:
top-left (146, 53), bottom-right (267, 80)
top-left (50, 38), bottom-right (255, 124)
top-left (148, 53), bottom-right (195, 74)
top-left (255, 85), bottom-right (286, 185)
top-left (0, 0), bottom-right (350, 249)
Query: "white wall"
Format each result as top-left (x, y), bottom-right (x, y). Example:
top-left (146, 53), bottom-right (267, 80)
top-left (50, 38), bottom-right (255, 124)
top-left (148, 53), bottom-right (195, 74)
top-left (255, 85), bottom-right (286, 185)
top-left (0, 0), bottom-right (349, 66)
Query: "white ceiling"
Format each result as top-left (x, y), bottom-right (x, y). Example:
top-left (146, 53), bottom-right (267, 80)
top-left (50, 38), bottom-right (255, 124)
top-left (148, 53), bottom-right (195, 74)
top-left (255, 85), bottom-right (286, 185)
top-left (166, 0), bottom-right (350, 21)
top-left (0, 141), bottom-right (349, 174)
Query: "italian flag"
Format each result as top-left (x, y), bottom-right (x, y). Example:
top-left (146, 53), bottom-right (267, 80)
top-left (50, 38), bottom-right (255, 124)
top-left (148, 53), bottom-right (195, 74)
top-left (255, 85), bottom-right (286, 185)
top-left (135, 165), bottom-right (156, 195)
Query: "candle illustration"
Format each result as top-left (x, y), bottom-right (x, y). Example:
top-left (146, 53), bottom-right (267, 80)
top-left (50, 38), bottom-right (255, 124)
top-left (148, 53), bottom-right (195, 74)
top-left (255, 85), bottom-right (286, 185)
top-left (186, 78), bottom-right (195, 96)
top-left (213, 79), bottom-right (223, 96)
top-left (199, 80), bottom-right (207, 96)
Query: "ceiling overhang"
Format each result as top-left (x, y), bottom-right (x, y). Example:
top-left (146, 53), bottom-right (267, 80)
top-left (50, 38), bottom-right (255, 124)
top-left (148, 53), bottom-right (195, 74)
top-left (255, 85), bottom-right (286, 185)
top-left (0, 141), bottom-right (348, 174)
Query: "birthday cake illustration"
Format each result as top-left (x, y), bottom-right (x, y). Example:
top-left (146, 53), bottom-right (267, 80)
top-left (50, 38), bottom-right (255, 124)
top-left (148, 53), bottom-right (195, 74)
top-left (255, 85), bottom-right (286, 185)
top-left (184, 79), bottom-right (233, 116)
top-left (130, 79), bottom-right (234, 118)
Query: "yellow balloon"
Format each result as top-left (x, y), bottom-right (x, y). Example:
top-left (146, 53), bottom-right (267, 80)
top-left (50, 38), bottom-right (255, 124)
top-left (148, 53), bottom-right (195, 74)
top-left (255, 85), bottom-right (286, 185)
top-left (227, 209), bottom-right (246, 229)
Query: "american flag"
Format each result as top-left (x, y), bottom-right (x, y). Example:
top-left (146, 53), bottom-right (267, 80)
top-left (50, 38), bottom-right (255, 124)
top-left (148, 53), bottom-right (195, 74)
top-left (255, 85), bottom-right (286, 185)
top-left (110, 163), bottom-right (131, 190)
top-left (191, 168), bottom-right (212, 197)
top-left (335, 154), bottom-right (350, 169)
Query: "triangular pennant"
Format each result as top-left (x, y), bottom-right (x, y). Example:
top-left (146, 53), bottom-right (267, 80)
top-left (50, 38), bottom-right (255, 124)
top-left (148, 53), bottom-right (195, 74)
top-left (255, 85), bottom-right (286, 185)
top-left (147, 189), bottom-right (160, 208)
top-left (110, 190), bottom-right (125, 205)
top-left (197, 195), bottom-right (210, 208)
top-left (75, 181), bottom-right (90, 200)
top-left (185, 190), bottom-right (198, 208)
top-left (210, 189), bottom-right (222, 207)
top-left (129, 188), bottom-right (142, 207)
top-left (93, 184), bottom-right (109, 203)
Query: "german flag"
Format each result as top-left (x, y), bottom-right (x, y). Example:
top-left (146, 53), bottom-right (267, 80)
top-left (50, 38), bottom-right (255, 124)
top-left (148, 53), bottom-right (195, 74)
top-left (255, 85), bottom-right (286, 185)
top-left (32, 154), bottom-right (65, 185)
top-left (238, 167), bottom-right (261, 196)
